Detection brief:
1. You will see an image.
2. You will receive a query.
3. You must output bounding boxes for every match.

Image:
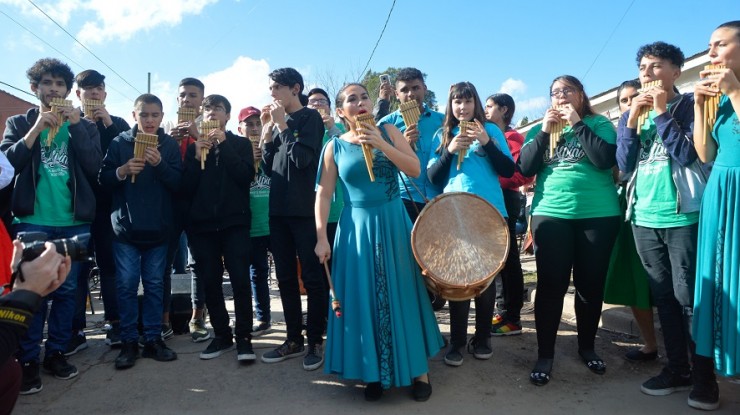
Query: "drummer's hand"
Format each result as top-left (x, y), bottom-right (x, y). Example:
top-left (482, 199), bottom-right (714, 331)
top-left (448, 132), bottom-right (471, 154)
top-left (315, 240), bottom-right (331, 264)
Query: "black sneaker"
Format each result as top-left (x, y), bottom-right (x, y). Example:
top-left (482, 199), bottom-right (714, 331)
top-left (161, 323), bottom-right (174, 340)
top-left (688, 380), bottom-right (720, 410)
top-left (106, 323), bottom-right (122, 347)
top-left (303, 343), bottom-right (324, 371)
top-left (252, 321), bottom-right (272, 337)
top-left (640, 367), bottom-right (692, 396)
top-left (444, 345), bottom-right (464, 367)
top-left (20, 361), bottom-right (42, 395)
top-left (261, 340), bottom-right (305, 363)
top-left (64, 332), bottom-right (88, 356)
top-left (236, 338), bottom-right (256, 362)
top-left (115, 341), bottom-right (139, 370)
top-left (42, 351), bottom-right (79, 380)
top-left (466, 336), bottom-right (493, 360)
top-left (199, 337), bottom-right (235, 360)
top-left (142, 339), bottom-right (177, 362)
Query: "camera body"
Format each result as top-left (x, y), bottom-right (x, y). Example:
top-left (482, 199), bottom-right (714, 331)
top-left (379, 74), bottom-right (390, 85)
top-left (17, 232), bottom-right (91, 262)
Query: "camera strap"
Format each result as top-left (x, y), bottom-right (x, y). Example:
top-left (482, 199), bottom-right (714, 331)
top-left (0, 305), bottom-right (33, 329)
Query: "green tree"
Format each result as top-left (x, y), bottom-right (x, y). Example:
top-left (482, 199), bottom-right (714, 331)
top-left (360, 67), bottom-right (438, 112)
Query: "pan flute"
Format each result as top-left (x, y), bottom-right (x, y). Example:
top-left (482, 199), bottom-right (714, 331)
top-left (198, 120), bottom-right (220, 170)
top-left (355, 112), bottom-right (376, 182)
top-left (248, 134), bottom-right (261, 171)
top-left (635, 80), bottom-right (663, 136)
top-left (399, 100), bottom-right (421, 151)
top-left (457, 121), bottom-right (474, 170)
top-left (131, 132), bottom-right (158, 183)
top-left (82, 99), bottom-right (103, 120)
top-left (46, 98), bottom-right (73, 146)
top-left (703, 64), bottom-right (726, 144)
top-left (317, 108), bottom-right (328, 117)
top-left (549, 105), bottom-right (568, 158)
top-left (178, 108), bottom-right (197, 124)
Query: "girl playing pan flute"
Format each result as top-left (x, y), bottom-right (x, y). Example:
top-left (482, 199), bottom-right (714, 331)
top-left (427, 81), bottom-right (514, 367)
top-left (314, 83), bottom-right (443, 402)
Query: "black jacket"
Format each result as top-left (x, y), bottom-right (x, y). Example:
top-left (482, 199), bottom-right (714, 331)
top-left (181, 131), bottom-right (255, 234)
top-left (1, 108), bottom-right (102, 222)
top-left (98, 126), bottom-right (182, 246)
top-left (89, 115), bottom-right (131, 215)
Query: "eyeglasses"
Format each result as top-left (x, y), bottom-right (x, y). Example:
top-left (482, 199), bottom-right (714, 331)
top-left (203, 105), bottom-right (226, 113)
top-left (308, 98), bottom-right (329, 106)
top-left (550, 88), bottom-right (576, 97)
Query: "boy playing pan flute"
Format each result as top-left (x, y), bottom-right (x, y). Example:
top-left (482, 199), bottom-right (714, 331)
top-left (99, 94), bottom-right (182, 370)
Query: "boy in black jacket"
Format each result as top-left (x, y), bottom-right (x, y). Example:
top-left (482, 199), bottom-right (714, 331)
top-left (99, 94), bottom-right (181, 369)
top-left (181, 94), bottom-right (256, 362)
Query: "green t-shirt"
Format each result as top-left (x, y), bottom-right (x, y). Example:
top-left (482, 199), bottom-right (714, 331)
top-left (250, 166), bottom-right (271, 237)
top-left (525, 114), bottom-right (619, 219)
top-left (16, 122), bottom-right (87, 227)
top-left (324, 123), bottom-right (345, 223)
top-left (632, 109), bottom-right (699, 228)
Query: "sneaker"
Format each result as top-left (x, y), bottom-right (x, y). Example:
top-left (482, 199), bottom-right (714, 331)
top-left (42, 351), bottom-right (79, 380)
top-left (466, 336), bottom-right (493, 360)
top-left (252, 321), bottom-right (272, 337)
top-left (20, 361), bottom-right (42, 395)
top-left (491, 318), bottom-right (522, 336)
top-left (199, 337), bottom-right (235, 360)
top-left (142, 339), bottom-right (177, 362)
top-left (491, 313), bottom-right (504, 325)
top-left (64, 332), bottom-right (88, 356)
top-left (688, 380), bottom-right (720, 411)
top-left (236, 338), bottom-right (256, 362)
top-left (640, 367), bottom-right (692, 396)
top-left (444, 345), bottom-right (464, 367)
top-left (161, 323), bottom-right (174, 340)
top-left (114, 341), bottom-right (139, 370)
top-left (261, 340), bottom-right (305, 363)
top-left (303, 343), bottom-right (324, 371)
top-left (189, 319), bottom-right (211, 343)
top-left (105, 323), bottom-right (122, 347)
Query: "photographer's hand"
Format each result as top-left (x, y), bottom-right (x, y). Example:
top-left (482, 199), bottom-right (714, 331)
top-left (11, 240), bottom-right (71, 296)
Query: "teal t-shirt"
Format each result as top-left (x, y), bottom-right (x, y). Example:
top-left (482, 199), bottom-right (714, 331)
top-left (324, 123), bottom-right (345, 223)
top-left (524, 114), bottom-right (619, 219)
top-left (250, 165), bottom-right (271, 237)
top-left (16, 122), bottom-right (86, 227)
top-left (632, 106), bottom-right (699, 228)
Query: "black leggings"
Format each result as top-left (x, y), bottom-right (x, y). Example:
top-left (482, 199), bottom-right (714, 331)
top-left (532, 215), bottom-right (620, 358)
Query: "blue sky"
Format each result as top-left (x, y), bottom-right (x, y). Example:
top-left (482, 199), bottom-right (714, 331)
top-left (0, 0), bottom-right (737, 127)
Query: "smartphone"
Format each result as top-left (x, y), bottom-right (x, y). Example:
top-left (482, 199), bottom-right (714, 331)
top-left (379, 74), bottom-right (390, 85)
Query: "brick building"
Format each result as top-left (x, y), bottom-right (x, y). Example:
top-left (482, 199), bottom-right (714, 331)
top-left (0, 89), bottom-right (35, 130)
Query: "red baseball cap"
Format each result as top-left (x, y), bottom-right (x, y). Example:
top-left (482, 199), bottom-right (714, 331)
top-left (238, 106), bottom-right (261, 122)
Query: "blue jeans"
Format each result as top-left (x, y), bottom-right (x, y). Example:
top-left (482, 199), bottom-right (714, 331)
top-left (173, 232), bottom-right (188, 274)
top-left (14, 223), bottom-right (90, 363)
top-left (249, 235), bottom-right (271, 323)
top-left (113, 240), bottom-right (168, 343)
top-left (632, 223), bottom-right (698, 375)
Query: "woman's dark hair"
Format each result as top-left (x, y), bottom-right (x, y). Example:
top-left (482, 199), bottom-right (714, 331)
top-left (269, 67), bottom-right (307, 105)
top-left (718, 21), bottom-right (740, 38)
top-left (486, 93), bottom-right (516, 127)
top-left (615, 79), bottom-right (640, 106)
top-left (307, 87), bottom-right (331, 107)
top-left (334, 83), bottom-right (368, 130)
top-left (437, 82), bottom-right (486, 153)
top-left (550, 75), bottom-right (595, 118)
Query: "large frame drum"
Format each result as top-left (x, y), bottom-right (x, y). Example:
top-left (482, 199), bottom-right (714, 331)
top-left (411, 192), bottom-right (509, 301)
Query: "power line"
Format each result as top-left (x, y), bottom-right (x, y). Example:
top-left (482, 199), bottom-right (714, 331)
top-left (581, 0), bottom-right (636, 81)
top-left (0, 80), bottom-right (36, 98)
top-left (26, 0), bottom-right (142, 95)
top-left (358, 0), bottom-right (396, 81)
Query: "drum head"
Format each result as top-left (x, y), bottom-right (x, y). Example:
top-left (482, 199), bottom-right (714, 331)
top-left (411, 192), bottom-right (509, 301)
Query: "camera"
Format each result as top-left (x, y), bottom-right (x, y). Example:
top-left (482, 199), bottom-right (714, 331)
top-left (379, 74), bottom-right (390, 85)
top-left (17, 232), bottom-right (92, 262)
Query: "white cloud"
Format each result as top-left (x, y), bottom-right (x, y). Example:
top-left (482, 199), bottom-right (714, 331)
top-left (498, 78), bottom-right (527, 96)
top-left (513, 96), bottom-right (549, 124)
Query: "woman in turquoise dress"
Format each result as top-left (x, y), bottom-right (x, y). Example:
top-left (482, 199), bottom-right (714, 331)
top-left (692, 20), bottom-right (740, 394)
top-left (314, 83), bottom-right (444, 402)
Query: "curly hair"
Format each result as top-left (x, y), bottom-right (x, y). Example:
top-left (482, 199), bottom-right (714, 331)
top-left (26, 58), bottom-right (74, 90)
top-left (635, 41), bottom-right (685, 68)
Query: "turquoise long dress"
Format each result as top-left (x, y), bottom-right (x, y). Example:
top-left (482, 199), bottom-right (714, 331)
top-left (320, 134), bottom-right (444, 389)
top-left (693, 95), bottom-right (740, 377)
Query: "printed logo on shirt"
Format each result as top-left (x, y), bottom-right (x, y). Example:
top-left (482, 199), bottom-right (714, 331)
top-left (40, 141), bottom-right (69, 177)
top-left (545, 138), bottom-right (585, 164)
top-left (637, 139), bottom-right (669, 176)
top-left (251, 173), bottom-right (271, 191)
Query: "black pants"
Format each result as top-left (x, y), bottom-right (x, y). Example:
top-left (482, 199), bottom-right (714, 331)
top-left (270, 216), bottom-right (327, 346)
top-left (189, 226), bottom-right (253, 339)
top-left (402, 198), bottom-right (426, 224)
top-left (168, 203), bottom-right (204, 312)
top-left (497, 189), bottom-right (525, 321)
top-left (532, 215), bottom-right (620, 358)
top-left (449, 283), bottom-right (496, 347)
